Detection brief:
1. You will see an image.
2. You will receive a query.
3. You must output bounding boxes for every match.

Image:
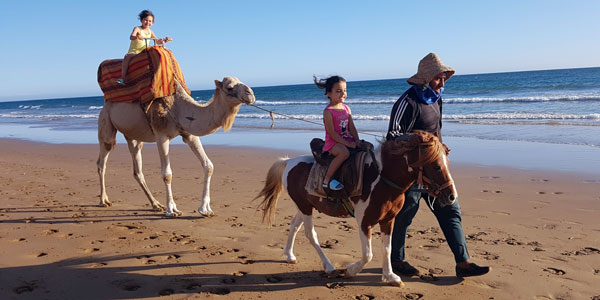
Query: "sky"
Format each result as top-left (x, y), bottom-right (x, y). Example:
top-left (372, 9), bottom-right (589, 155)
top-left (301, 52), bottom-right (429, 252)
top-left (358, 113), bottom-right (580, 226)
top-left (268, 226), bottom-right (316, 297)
top-left (1, 0), bottom-right (599, 101)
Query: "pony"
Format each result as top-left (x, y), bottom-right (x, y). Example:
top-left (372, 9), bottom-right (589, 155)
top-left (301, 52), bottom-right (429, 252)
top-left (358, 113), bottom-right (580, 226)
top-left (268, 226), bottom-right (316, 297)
top-left (255, 130), bottom-right (457, 286)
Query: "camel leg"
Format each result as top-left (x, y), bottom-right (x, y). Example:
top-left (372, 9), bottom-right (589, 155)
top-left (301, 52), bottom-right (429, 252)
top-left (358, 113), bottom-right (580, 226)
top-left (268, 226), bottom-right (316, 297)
top-left (283, 211), bottom-right (304, 264)
top-left (97, 108), bottom-right (116, 207)
top-left (301, 213), bottom-right (336, 273)
top-left (125, 138), bottom-right (165, 211)
top-left (181, 134), bottom-right (214, 217)
top-left (156, 136), bottom-right (181, 217)
top-left (97, 140), bottom-right (113, 207)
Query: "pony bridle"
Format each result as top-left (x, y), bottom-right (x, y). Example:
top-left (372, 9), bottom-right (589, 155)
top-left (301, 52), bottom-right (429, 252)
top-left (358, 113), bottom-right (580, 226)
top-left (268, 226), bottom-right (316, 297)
top-left (380, 142), bottom-right (454, 205)
top-left (414, 144), bottom-right (454, 199)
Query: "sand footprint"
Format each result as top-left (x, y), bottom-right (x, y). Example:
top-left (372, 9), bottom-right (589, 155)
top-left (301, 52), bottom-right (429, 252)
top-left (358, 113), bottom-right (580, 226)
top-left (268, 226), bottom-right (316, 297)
top-left (326, 282), bottom-right (345, 289)
top-left (403, 293), bottom-right (423, 300)
top-left (222, 277), bottom-right (236, 284)
top-left (185, 283), bottom-right (202, 290)
top-left (530, 179), bottom-right (550, 182)
top-left (158, 288), bottom-right (174, 296)
top-left (334, 220), bottom-right (354, 231)
top-left (543, 267), bottom-right (565, 275)
top-left (321, 239), bottom-right (339, 249)
top-left (44, 229), bottom-right (59, 235)
top-left (13, 282), bottom-right (36, 295)
top-left (238, 255), bottom-right (255, 264)
top-left (266, 276), bottom-right (283, 283)
top-left (90, 262), bottom-right (107, 268)
top-left (209, 287), bottom-right (231, 295)
top-left (355, 294), bottom-right (375, 300)
top-left (419, 273), bottom-right (438, 281)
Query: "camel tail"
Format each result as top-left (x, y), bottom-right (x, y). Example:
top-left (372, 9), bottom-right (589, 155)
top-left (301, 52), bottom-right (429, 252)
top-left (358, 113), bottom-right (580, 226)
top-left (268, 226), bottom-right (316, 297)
top-left (254, 157), bottom-right (288, 226)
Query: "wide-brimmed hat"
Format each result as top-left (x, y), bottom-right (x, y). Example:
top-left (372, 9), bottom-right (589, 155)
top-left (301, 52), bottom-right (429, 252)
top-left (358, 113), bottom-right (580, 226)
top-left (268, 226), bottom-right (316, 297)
top-left (407, 53), bottom-right (455, 85)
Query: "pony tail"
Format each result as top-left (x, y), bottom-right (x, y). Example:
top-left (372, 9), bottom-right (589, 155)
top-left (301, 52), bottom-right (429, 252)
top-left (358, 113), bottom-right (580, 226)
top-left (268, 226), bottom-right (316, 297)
top-left (253, 157), bottom-right (288, 226)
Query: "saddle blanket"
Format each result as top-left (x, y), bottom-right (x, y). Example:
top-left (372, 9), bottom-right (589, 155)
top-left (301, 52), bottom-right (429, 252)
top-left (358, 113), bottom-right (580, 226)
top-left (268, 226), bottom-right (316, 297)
top-left (305, 150), bottom-right (368, 199)
top-left (97, 46), bottom-right (190, 104)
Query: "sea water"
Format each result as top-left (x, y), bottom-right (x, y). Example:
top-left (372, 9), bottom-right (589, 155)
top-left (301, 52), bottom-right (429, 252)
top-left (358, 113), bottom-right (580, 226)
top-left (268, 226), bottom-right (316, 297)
top-left (1, 67), bottom-right (599, 174)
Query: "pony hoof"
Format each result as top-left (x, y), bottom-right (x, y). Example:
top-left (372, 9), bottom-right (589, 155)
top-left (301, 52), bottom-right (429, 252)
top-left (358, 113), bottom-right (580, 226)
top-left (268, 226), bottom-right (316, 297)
top-left (389, 280), bottom-right (405, 287)
top-left (287, 259), bottom-right (298, 264)
top-left (99, 202), bottom-right (111, 207)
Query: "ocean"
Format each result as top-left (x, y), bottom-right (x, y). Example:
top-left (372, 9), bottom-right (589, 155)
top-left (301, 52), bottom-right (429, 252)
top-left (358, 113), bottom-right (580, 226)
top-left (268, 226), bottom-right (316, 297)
top-left (1, 67), bottom-right (600, 174)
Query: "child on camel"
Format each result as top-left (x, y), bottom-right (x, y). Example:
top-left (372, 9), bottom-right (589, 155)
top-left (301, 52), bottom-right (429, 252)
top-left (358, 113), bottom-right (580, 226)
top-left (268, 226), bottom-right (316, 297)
top-left (116, 10), bottom-right (172, 85)
top-left (314, 75), bottom-right (361, 191)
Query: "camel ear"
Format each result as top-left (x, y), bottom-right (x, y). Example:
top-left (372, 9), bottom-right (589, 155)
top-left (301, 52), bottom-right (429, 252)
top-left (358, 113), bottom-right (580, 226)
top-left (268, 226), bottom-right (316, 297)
top-left (214, 80), bottom-right (222, 89)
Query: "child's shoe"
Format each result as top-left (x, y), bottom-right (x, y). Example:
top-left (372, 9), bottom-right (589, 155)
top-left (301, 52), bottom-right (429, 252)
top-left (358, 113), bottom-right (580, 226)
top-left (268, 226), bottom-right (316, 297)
top-left (323, 179), bottom-right (344, 191)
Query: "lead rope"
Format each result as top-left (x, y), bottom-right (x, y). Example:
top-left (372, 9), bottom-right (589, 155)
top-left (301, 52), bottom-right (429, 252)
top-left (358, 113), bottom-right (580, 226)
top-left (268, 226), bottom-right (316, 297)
top-left (248, 103), bottom-right (383, 138)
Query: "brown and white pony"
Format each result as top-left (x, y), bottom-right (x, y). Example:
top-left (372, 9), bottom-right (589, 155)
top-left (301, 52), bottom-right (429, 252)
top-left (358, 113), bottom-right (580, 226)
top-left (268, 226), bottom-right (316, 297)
top-left (255, 130), bottom-right (457, 286)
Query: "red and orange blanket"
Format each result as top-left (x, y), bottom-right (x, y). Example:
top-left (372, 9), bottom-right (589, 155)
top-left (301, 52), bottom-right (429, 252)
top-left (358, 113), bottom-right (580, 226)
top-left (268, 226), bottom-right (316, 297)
top-left (97, 46), bottom-right (190, 103)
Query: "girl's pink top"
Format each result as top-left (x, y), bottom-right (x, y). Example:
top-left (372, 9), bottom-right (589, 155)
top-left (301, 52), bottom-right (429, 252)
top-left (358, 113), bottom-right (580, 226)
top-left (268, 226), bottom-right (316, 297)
top-left (323, 104), bottom-right (355, 152)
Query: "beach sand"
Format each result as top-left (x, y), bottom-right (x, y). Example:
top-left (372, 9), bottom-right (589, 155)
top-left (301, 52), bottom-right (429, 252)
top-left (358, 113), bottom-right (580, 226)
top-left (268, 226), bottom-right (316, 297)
top-left (0, 139), bottom-right (598, 300)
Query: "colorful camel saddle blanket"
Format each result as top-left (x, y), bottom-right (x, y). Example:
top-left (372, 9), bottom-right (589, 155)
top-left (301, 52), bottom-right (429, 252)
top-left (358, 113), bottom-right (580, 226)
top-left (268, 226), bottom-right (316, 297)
top-left (305, 148), bottom-right (370, 199)
top-left (97, 46), bottom-right (190, 104)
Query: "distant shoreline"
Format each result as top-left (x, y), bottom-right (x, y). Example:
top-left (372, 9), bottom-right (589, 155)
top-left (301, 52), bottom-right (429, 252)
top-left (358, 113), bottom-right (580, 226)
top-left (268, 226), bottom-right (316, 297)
top-left (1, 125), bottom-right (599, 177)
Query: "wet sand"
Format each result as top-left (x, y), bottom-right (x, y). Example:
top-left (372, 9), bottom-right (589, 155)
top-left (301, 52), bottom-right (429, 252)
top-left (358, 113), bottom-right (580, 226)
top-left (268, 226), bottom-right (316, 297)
top-left (0, 139), bottom-right (599, 300)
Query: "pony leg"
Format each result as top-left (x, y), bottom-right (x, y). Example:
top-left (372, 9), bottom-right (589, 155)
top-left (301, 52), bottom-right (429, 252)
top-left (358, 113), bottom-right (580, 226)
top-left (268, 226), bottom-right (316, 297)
top-left (345, 226), bottom-right (373, 277)
top-left (156, 136), bottom-right (181, 217)
top-left (182, 134), bottom-right (214, 217)
top-left (283, 212), bottom-right (304, 264)
top-left (380, 232), bottom-right (404, 286)
top-left (302, 214), bottom-right (336, 273)
top-left (345, 203), bottom-right (374, 277)
top-left (126, 138), bottom-right (165, 211)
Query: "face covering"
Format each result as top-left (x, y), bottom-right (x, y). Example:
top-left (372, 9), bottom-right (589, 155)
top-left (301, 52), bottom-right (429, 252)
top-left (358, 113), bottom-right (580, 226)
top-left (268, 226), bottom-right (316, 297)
top-left (412, 84), bottom-right (443, 105)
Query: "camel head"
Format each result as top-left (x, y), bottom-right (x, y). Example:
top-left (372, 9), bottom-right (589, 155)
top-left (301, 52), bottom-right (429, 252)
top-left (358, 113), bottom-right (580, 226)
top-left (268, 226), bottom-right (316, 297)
top-left (214, 76), bottom-right (255, 106)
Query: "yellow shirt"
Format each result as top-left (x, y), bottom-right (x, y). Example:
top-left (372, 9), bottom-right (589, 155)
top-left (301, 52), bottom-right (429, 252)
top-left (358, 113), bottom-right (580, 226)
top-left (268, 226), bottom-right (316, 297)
top-left (127, 27), bottom-right (153, 54)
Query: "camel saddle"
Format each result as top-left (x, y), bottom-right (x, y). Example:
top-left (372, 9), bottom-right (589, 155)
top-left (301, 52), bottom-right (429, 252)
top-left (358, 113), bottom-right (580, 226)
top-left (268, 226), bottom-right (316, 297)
top-left (97, 46), bottom-right (190, 104)
top-left (305, 139), bottom-right (374, 200)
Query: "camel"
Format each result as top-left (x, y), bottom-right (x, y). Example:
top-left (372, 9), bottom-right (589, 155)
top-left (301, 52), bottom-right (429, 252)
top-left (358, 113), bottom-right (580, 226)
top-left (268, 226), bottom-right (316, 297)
top-left (97, 77), bottom-right (255, 217)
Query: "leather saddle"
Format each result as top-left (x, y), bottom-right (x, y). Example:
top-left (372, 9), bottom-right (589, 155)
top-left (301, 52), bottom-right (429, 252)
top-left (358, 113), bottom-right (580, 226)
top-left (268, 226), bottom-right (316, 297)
top-left (306, 139), bottom-right (374, 199)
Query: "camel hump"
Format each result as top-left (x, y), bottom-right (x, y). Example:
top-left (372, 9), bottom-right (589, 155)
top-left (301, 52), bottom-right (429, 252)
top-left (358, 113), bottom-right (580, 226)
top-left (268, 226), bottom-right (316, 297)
top-left (97, 47), bottom-right (190, 103)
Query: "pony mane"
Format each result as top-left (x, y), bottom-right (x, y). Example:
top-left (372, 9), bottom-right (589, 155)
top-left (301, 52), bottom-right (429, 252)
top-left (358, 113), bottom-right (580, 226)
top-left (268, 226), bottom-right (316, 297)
top-left (381, 130), bottom-right (445, 167)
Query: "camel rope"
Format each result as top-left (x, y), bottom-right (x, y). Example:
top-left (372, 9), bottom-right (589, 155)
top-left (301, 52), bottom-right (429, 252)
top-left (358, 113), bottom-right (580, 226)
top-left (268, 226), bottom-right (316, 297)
top-left (248, 103), bottom-right (382, 138)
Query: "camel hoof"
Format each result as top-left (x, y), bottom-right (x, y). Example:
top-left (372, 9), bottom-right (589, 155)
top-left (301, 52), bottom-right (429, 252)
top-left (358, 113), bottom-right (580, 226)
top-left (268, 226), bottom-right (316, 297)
top-left (152, 205), bottom-right (166, 212)
top-left (198, 209), bottom-right (215, 217)
top-left (164, 211), bottom-right (182, 218)
top-left (325, 269), bottom-right (344, 278)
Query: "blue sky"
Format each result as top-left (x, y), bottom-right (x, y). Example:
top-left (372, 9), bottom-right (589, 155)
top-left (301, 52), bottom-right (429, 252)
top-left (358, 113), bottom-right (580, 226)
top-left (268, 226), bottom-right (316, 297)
top-left (1, 0), bottom-right (598, 101)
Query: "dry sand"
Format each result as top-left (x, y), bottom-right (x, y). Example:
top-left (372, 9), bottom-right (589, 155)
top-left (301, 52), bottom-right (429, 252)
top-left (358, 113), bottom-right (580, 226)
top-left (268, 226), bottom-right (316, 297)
top-left (0, 139), bottom-right (599, 300)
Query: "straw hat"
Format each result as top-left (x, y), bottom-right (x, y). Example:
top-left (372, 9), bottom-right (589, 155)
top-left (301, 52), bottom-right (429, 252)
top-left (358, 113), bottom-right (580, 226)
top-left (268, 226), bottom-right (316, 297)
top-left (407, 53), bottom-right (455, 85)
